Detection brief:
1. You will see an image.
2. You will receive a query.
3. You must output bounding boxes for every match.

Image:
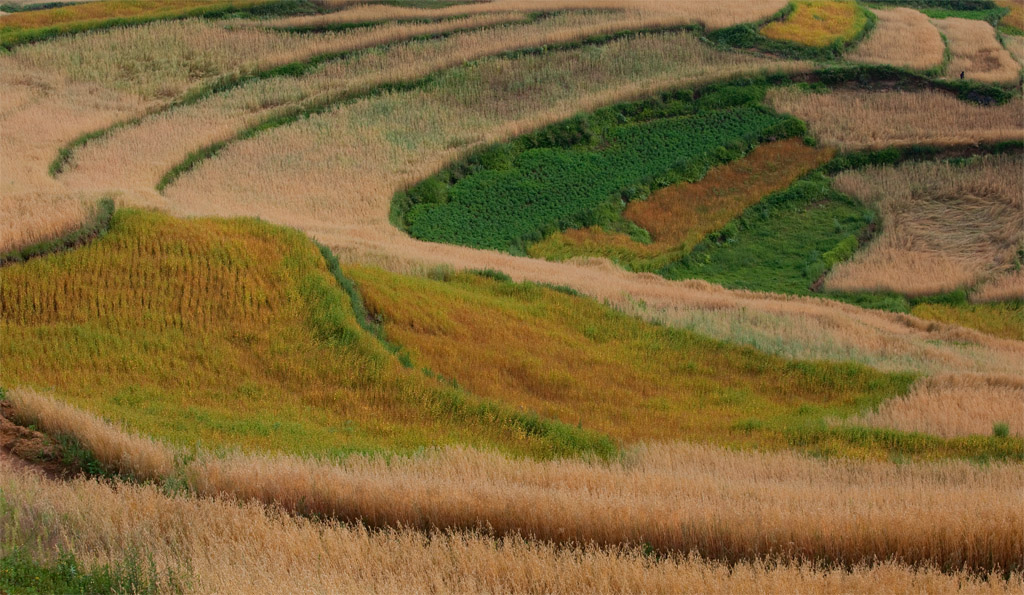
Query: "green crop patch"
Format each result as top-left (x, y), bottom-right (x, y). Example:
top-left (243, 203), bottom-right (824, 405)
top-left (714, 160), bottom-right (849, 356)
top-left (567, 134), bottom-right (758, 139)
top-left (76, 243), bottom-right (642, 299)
top-left (661, 173), bottom-right (874, 296)
top-left (398, 86), bottom-right (805, 254)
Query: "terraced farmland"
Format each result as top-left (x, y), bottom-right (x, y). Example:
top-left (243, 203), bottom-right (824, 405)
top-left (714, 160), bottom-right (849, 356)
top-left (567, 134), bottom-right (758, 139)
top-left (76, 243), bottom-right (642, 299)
top-left (1, 0), bottom-right (1023, 592)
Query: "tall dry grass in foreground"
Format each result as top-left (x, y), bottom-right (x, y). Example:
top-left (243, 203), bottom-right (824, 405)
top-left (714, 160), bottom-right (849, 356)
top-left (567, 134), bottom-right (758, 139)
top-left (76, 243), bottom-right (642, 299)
top-left (932, 17), bottom-right (1020, 84)
top-left (5, 387), bottom-right (1023, 572)
top-left (765, 88), bottom-right (1024, 150)
top-left (828, 155), bottom-right (1024, 296)
top-left (277, 0), bottom-right (791, 31)
top-left (3, 389), bottom-right (174, 480)
top-left (846, 7), bottom-right (945, 70)
top-left (3, 460), bottom-right (1019, 594)
top-left (60, 10), bottom-right (721, 193)
top-left (851, 374), bottom-right (1024, 438)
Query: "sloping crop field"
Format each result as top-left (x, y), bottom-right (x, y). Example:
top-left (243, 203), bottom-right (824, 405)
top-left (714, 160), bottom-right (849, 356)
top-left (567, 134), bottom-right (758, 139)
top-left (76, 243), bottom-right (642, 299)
top-left (846, 6), bottom-right (945, 70)
top-left (0, 209), bottom-right (609, 459)
top-left (931, 17), bottom-right (1020, 84)
top-left (2, 0), bottom-right (1024, 590)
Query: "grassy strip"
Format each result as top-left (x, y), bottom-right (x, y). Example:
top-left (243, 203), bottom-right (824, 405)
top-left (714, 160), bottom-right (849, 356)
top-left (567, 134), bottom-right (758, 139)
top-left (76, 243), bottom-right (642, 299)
top-left (707, 1), bottom-right (876, 61)
top-left (782, 424), bottom-right (1024, 462)
top-left (0, 197), bottom-right (114, 266)
top-left (155, 20), bottom-right (705, 192)
top-left (0, 0), bottom-right (324, 49)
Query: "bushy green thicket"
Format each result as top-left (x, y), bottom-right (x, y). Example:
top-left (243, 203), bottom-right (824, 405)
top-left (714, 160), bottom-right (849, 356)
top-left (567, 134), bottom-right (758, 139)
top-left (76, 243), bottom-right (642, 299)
top-left (866, 0), bottom-right (996, 9)
top-left (0, 198), bottom-right (114, 266)
top-left (399, 85), bottom-right (804, 252)
top-left (660, 173), bottom-right (873, 295)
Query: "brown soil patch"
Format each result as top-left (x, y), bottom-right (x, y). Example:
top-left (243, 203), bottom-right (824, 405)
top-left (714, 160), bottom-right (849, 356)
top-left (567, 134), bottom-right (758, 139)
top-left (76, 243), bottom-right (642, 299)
top-left (0, 400), bottom-right (71, 478)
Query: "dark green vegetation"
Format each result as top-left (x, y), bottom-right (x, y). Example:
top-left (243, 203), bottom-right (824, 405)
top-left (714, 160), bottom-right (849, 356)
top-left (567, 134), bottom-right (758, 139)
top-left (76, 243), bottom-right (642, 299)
top-left (0, 198), bottom-right (114, 266)
top-left (397, 83), bottom-right (805, 252)
top-left (660, 173), bottom-right (872, 296)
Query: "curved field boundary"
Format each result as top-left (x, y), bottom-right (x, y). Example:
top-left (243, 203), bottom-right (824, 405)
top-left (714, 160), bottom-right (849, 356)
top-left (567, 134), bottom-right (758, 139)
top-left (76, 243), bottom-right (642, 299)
top-left (154, 20), bottom-right (709, 193)
top-left (47, 10), bottom-right (539, 177)
top-left (0, 197), bottom-right (113, 266)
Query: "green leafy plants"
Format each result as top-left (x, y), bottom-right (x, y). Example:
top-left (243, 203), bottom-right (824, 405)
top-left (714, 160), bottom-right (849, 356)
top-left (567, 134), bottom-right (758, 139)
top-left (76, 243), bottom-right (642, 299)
top-left (401, 96), bottom-right (803, 253)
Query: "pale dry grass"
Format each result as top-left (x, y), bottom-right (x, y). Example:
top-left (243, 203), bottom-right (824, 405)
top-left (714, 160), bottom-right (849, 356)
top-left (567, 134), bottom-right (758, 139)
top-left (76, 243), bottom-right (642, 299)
top-left (272, 0), bottom-right (791, 31)
top-left (851, 374), bottom-right (1024, 438)
top-left (765, 87), bottom-right (1024, 150)
top-left (932, 17), bottom-right (1020, 84)
top-left (973, 269), bottom-right (1024, 302)
top-left (3, 460), bottom-right (1020, 594)
top-left (847, 7), bottom-right (945, 70)
top-left (3, 389), bottom-right (1023, 571)
top-left (0, 57), bottom-right (147, 253)
top-left (4, 388), bottom-right (174, 480)
top-left (0, 194), bottom-right (92, 254)
top-left (59, 10), bottom-right (729, 194)
top-left (827, 155), bottom-right (1024, 296)
top-left (8, 12), bottom-right (528, 99)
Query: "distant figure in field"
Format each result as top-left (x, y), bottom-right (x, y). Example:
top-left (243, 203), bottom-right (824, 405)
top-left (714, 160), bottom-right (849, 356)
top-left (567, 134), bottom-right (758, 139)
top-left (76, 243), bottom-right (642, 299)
top-left (960, 71), bottom-right (965, 79)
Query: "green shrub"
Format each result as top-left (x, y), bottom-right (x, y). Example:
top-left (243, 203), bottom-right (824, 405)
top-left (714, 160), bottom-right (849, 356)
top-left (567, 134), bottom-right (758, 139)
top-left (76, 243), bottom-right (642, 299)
top-left (994, 422), bottom-right (1010, 438)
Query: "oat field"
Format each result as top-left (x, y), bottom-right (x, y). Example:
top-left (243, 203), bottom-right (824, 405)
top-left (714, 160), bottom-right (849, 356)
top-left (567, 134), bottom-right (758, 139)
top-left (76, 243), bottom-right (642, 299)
top-left (1, 0), bottom-right (1023, 592)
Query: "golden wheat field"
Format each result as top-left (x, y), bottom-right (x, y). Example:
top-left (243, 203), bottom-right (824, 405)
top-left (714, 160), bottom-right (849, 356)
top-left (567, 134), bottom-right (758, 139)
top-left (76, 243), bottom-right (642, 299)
top-left (2, 0), bottom-right (1024, 591)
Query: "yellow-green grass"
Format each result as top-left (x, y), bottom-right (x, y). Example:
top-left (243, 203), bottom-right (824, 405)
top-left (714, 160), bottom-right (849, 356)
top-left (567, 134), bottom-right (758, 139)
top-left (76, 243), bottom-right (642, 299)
top-left (0, 209), bottom-right (609, 460)
top-left (0, 0), bottom-right (274, 47)
top-left (339, 266), bottom-right (989, 460)
top-left (528, 138), bottom-right (833, 270)
top-left (911, 302), bottom-right (1024, 341)
top-left (760, 0), bottom-right (868, 47)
